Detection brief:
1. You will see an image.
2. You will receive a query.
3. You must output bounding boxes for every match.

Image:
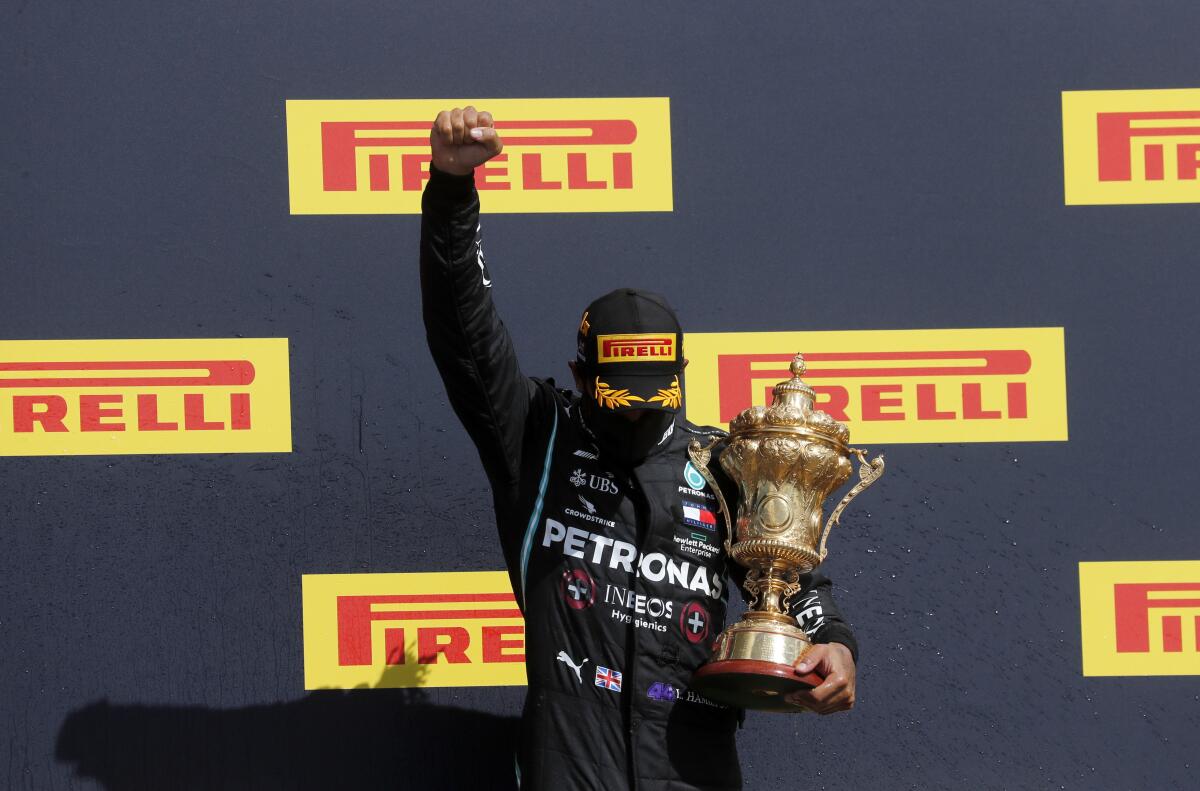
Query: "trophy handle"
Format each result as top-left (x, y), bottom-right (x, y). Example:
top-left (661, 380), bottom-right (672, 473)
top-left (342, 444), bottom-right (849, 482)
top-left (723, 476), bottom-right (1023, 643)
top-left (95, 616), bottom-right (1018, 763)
top-left (818, 449), bottom-right (886, 560)
top-left (687, 438), bottom-right (735, 556)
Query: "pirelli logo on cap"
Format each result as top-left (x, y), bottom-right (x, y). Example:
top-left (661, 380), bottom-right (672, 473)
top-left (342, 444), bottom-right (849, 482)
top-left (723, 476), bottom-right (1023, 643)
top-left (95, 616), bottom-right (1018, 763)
top-left (303, 571), bottom-right (527, 689)
top-left (1080, 561), bottom-right (1200, 676)
top-left (1064, 88), bottom-right (1200, 204)
top-left (286, 98), bottom-right (673, 214)
top-left (597, 334), bottom-right (677, 364)
top-left (683, 328), bottom-right (1067, 444)
top-left (0, 339), bottom-right (291, 456)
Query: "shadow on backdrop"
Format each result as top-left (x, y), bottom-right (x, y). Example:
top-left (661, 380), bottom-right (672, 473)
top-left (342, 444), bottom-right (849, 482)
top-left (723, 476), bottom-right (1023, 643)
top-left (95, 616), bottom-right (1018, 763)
top-left (55, 660), bottom-right (521, 790)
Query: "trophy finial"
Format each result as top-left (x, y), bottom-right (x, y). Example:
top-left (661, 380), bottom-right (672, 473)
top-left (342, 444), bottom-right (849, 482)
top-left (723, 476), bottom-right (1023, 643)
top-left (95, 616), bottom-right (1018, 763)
top-left (767, 351), bottom-right (815, 411)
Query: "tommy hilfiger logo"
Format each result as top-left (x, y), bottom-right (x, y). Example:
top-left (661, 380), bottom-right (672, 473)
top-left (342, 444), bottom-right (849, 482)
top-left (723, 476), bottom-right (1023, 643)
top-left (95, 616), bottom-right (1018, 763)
top-left (681, 501), bottom-right (717, 531)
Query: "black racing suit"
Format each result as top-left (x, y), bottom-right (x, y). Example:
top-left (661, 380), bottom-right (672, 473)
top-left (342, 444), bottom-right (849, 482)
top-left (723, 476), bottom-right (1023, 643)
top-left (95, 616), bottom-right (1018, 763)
top-left (420, 166), bottom-right (858, 791)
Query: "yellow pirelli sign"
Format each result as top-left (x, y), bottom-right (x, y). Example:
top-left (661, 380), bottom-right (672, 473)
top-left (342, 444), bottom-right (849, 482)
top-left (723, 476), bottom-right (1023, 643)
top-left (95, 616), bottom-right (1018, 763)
top-left (1064, 88), bottom-right (1200, 205)
top-left (286, 98), bottom-right (673, 214)
top-left (683, 328), bottom-right (1067, 444)
top-left (302, 571), bottom-right (527, 690)
top-left (0, 339), bottom-right (291, 456)
top-left (1080, 561), bottom-right (1200, 677)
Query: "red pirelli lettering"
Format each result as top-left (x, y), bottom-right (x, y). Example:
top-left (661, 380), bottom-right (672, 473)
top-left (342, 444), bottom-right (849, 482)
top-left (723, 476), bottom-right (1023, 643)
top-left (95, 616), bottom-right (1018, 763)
top-left (336, 593), bottom-right (521, 666)
top-left (482, 625), bottom-right (526, 663)
top-left (1096, 111), bottom-right (1200, 182)
top-left (600, 338), bottom-right (673, 358)
top-left (417, 627), bottom-right (471, 664)
top-left (6, 393), bottom-right (253, 433)
top-left (80, 394), bottom-right (124, 431)
top-left (1114, 582), bottom-right (1200, 653)
top-left (12, 395), bottom-right (68, 432)
top-left (0, 360), bottom-right (255, 388)
top-left (717, 351), bottom-right (1032, 423)
top-left (321, 119), bottom-right (638, 191)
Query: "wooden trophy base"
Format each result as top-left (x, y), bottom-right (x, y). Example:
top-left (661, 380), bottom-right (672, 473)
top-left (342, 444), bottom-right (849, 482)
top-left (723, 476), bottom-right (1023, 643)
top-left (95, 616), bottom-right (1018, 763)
top-left (692, 659), bottom-right (824, 712)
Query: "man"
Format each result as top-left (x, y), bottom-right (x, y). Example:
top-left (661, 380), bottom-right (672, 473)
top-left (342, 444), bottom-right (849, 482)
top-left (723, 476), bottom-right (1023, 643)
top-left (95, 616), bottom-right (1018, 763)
top-left (420, 106), bottom-right (857, 791)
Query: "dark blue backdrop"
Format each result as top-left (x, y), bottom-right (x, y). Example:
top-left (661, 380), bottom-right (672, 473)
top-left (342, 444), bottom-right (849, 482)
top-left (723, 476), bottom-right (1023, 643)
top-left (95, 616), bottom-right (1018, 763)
top-left (3, 2), bottom-right (1198, 788)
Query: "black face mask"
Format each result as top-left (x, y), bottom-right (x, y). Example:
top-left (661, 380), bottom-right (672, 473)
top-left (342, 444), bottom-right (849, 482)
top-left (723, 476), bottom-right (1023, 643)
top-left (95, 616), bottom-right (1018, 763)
top-left (581, 399), bottom-right (676, 467)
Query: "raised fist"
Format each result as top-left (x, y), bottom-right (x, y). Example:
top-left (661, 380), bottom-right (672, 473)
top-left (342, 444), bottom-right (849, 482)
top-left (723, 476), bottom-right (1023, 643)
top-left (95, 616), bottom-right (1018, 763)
top-left (430, 106), bottom-right (504, 176)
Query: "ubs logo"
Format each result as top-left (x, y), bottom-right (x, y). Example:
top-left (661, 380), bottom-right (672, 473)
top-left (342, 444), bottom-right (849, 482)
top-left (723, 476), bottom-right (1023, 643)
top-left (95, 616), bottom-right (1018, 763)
top-left (569, 468), bottom-right (619, 495)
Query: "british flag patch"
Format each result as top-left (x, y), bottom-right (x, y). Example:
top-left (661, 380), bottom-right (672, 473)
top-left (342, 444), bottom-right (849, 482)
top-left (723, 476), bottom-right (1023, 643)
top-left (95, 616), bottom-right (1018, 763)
top-left (594, 665), bottom-right (622, 692)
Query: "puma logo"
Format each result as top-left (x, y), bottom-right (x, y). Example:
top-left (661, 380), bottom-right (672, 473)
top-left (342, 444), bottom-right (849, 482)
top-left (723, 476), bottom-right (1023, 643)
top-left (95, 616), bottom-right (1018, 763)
top-left (556, 651), bottom-right (588, 684)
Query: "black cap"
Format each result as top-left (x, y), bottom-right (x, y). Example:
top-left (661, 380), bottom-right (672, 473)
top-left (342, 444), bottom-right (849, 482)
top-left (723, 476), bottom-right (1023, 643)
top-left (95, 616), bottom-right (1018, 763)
top-left (576, 288), bottom-right (683, 412)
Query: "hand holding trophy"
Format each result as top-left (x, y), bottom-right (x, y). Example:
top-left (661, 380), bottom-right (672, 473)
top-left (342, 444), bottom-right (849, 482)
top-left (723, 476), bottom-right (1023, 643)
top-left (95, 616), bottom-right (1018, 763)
top-left (687, 353), bottom-right (886, 712)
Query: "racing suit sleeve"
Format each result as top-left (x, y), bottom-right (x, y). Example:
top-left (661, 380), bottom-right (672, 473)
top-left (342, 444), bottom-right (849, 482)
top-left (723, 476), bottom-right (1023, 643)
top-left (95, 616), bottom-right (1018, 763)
top-left (786, 571), bottom-right (859, 662)
top-left (419, 164), bottom-right (537, 510)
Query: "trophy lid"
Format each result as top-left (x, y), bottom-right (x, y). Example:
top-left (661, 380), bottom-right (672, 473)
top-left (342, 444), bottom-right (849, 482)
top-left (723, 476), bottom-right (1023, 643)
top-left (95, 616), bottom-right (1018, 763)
top-left (728, 353), bottom-right (850, 445)
top-left (772, 354), bottom-right (816, 409)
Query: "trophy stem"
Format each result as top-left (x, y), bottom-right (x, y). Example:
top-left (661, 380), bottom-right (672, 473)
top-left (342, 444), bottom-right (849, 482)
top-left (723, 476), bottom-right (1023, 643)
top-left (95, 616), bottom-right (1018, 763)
top-left (745, 566), bottom-right (804, 615)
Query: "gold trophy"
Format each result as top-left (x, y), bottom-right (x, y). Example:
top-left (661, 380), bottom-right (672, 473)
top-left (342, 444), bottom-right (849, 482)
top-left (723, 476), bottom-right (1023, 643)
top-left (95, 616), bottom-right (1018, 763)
top-left (687, 354), bottom-right (885, 711)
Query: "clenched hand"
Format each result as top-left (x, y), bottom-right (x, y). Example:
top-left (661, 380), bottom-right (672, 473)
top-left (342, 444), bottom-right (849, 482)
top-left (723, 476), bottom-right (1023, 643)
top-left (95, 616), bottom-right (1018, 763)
top-left (430, 106), bottom-right (504, 176)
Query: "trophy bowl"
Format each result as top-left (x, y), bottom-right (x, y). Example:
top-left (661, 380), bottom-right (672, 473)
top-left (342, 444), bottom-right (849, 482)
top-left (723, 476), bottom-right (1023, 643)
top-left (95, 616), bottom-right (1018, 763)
top-left (687, 354), bottom-right (884, 712)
